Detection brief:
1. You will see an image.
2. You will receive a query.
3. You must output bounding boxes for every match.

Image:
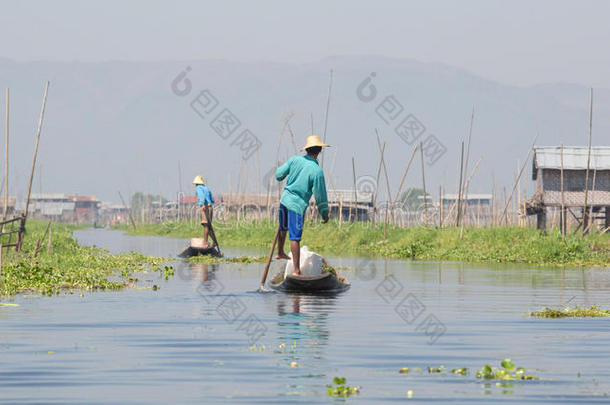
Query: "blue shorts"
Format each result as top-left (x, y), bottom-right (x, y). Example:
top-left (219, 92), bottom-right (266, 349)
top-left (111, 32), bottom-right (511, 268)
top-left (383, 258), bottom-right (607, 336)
top-left (278, 203), bottom-right (304, 241)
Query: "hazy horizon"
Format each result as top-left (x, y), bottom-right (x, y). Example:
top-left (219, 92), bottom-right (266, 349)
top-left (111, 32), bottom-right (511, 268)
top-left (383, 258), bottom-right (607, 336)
top-left (1, 1), bottom-right (609, 204)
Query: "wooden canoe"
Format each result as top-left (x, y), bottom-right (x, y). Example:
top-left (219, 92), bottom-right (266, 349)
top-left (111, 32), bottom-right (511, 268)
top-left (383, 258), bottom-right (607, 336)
top-left (178, 245), bottom-right (221, 258)
top-left (269, 271), bottom-right (350, 293)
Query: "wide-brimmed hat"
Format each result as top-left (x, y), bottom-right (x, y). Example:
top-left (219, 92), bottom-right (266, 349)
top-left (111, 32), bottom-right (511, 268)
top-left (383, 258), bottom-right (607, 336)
top-left (302, 135), bottom-right (330, 150)
top-left (192, 175), bottom-right (205, 185)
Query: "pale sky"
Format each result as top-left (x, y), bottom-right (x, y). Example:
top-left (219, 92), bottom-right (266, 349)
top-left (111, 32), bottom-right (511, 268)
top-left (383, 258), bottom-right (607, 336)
top-left (2, 0), bottom-right (610, 89)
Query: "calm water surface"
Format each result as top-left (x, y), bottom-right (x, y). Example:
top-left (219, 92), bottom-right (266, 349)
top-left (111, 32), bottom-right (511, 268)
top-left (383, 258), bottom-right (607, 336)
top-left (1, 229), bottom-right (609, 404)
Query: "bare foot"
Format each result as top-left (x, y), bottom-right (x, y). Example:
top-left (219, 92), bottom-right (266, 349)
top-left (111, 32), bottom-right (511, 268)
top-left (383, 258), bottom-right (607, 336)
top-left (201, 243), bottom-right (210, 249)
top-left (292, 271), bottom-right (302, 277)
top-left (276, 253), bottom-right (291, 260)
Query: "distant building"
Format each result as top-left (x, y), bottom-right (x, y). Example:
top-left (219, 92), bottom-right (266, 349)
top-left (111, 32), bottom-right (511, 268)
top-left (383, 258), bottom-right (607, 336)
top-left (0, 196), bottom-right (17, 216)
top-left (28, 193), bottom-right (100, 223)
top-left (527, 146), bottom-right (610, 230)
top-left (441, 194), bottom-right (492, 207)
top-left (68, 195), bottom-right (100, 224)
top-left (99, 203), bottom-right (130, 225)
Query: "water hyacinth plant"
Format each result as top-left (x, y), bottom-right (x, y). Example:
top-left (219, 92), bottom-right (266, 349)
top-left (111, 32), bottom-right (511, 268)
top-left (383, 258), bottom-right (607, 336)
top-left (531, 305), bottom-right (610, 318)
top-left (327, 377), bottom-right (360, 397)
top-left (476, 359), bottom-right (537, 380)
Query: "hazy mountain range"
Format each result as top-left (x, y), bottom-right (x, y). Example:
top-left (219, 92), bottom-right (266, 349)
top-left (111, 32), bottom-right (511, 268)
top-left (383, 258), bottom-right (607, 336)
top-left (1, 55), bottom-right (607, 203)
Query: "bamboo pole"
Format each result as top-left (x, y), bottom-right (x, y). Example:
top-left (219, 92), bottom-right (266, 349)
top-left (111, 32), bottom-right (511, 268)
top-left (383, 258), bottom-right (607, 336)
top-left (350, 156), bottom-right (356, 221)
top-left (439, 185), bottom-right (443, 228)
top-left (560, 143), bottom-right (566, 239)
top-left (582, 88), bottom-right (593, 236)
top-left (585, 168), bottom-right (598, 234)
top-left (376, 130), bottom-right (393, 225)
top-left (47, 225), bottom-right (52, 254)
top-left (372, 138), bottom-right (386, 229)
top-left (3, 88), bottom-right (8, 220)
top-left (460, 106), bottom-right (474, 225)
top-left (118, 191), bottom-right (136, 230)
top-left (420, 141), bottom-right (428, 226)
top-left (24, 81), bottom-right (50, 220)
top-left (517, 160), bottom-right (521, 226)
top-left (320, 69), bottom-right (333, 169)
top-left (393, 145), bottom-right (418, 206)
top-left (456, 142), bottom-right (465, 227)
top-left (500, 132), bottom-right (539, 224)
top-left (459, 157), bottom-right (483, 238)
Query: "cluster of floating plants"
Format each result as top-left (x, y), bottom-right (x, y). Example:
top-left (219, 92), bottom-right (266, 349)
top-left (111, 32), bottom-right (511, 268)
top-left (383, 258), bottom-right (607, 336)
top-left (531, 305), bottom-right (610, 318)
top-left (398, 359), bottom-right (538, 381)
top-left (327, 377), bottom-right (360, 398)
top-left (475, 359), bottom-right (537, 380)
top-left (187, 255), bottom-right (267, 264)
top-left (160, 265), bottom-right (175, 280)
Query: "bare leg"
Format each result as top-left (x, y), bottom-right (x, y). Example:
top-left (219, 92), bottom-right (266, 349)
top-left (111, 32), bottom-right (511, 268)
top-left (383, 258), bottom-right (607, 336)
top-left (290, 240), bottom-right (301, 276)
top-left (203, 224), bottom-right (210, 248)
top-left (276, 231), bottom-right (290, 259)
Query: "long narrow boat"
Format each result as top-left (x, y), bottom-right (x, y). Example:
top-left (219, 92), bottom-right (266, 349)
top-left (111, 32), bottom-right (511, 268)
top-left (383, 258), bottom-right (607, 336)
top-left (269, 271), bottom-right (350, 293)
top-left (178, 238), bottom-right (222, 258)
top-left (178, 245), bottom-right (221, 258)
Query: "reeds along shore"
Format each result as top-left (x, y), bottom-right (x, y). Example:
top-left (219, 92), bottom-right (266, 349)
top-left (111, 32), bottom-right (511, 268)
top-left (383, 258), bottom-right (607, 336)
top-left (116, 219), bottom-right (610, 268)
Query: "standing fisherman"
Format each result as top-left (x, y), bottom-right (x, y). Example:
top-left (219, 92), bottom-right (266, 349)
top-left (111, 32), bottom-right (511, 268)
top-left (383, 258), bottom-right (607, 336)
top-left (275, 135), bottom-right (330, 276)
top-left (193, 175), bottom-right (215, 248)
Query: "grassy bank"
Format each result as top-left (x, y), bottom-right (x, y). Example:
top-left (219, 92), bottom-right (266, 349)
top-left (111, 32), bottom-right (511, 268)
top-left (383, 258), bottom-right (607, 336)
top-left (0, 221), bottom-right (166, 297)
top-left (115, 220), bottom-right (610, 267)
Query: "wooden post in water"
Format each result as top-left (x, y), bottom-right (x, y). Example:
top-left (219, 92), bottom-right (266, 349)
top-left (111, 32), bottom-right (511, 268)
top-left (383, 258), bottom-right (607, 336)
top-left (24, 81), bottom-right (50, 221)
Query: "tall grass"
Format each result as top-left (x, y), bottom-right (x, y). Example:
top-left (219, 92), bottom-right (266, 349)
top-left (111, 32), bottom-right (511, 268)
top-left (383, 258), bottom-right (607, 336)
top-left (116, 220), bottom-right (610, 267)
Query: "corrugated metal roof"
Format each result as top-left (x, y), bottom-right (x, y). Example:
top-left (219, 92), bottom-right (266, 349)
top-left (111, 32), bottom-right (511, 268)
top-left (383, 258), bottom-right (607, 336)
top-left (534, 146), bottom-right (610, 170)
top-left (30, 193), bottom-right (70, 200)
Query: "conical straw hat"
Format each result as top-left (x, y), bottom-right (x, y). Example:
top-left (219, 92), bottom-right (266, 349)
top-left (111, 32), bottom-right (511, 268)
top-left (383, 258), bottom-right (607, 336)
top-left (192, 175), bottom-right (205, 185)
top-left (302, 135), bottom-right (330, 150)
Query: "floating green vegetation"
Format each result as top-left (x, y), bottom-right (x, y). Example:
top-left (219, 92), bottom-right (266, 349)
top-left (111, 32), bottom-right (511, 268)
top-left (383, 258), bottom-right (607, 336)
top-left (397, 359), bottom-right (537, 381)
top-left (327, 377), bottom-right (360, 398)
top-left (187, 255), bottom-right (266, 264)
top-left (0, 221), bottom-right (168, 297)
top-left (452, 367), bottom-right (468, 375)
top-left (476, 359), bottom-right (537, 381)
top-left (116, 220), bottom-right (610, 267)
top-left (428, 365), bottom-right (445, 373)
top-left (531, 305), bottom-right (610, 318)
top-left (160, 265), bottom-right (175, 280)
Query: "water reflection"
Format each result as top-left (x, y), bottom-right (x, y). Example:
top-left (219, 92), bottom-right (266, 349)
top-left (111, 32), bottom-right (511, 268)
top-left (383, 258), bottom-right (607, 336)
top-left (275, 294), bottom-right (333, 369)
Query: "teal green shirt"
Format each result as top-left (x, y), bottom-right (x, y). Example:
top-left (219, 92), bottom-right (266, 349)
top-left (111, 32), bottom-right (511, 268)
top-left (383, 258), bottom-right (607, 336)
top-left (275, 155), bottom-right (329, 220)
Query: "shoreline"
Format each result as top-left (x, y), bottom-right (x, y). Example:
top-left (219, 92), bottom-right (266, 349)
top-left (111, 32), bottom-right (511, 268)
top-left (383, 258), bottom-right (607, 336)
top-left (114, 220), bottom-right (610, 268)
top-left (0, 221), bottom-right (167, 297)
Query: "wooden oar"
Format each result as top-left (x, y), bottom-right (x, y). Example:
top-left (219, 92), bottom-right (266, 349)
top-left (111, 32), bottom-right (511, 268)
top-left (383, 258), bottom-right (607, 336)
top-left (203, 206), bottom-right (222, 257)
top-left (259, 225), bottom-right (281, 291)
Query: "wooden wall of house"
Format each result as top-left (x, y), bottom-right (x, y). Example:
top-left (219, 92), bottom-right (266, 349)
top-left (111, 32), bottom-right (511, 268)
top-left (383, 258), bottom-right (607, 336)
top-left (541, 169), bottom-right (610, 206)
